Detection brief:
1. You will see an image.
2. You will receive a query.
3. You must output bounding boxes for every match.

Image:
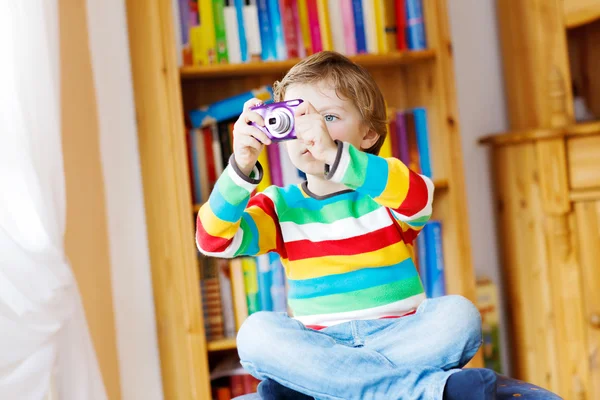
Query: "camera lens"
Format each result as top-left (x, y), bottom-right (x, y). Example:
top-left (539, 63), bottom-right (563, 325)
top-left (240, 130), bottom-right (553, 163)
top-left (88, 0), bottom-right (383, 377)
top-left (269, 117), bottom-right (276, 125)
top-left (266, 109), bottom-right (293, 138)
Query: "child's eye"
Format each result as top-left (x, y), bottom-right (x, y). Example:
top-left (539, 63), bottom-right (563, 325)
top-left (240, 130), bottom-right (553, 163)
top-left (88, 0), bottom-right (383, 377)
top-left (324, 114), bottom-right (338, 122)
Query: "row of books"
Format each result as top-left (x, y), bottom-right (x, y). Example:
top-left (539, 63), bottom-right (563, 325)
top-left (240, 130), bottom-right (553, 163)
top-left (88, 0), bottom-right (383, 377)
top-left (210, 353), bottom-right (261, 399)
top-left (175, 0), bottom-right (428, 66)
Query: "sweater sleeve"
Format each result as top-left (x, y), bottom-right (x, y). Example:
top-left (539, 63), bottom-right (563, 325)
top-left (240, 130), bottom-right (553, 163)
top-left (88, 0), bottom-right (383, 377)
top-left (196, 155), bottom-right (283, 258)
top-left (325, 140), bottom-right (434, 238)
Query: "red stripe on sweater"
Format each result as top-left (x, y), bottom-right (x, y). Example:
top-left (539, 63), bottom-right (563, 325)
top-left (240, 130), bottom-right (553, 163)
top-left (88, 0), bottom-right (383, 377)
top-left (286, 223), bottom-right (402, 261)
top-left (196, 214), bottom-right (234, 253)
top-left (394, 171), bottom-right (428, 217)
top-left (305, 310), bottom-right (417, 330)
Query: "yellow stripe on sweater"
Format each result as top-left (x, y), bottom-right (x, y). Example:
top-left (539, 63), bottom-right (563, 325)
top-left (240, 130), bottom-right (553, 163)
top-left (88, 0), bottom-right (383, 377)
top-left (285, 242), bottom-right (412, 280)
top-left (199, 203), bottom-right (240, 239)
top-left (374, 159), bottom-right (411, 209)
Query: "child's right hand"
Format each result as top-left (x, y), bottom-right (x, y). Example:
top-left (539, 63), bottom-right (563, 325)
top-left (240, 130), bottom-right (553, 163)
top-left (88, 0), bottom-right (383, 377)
top-left (233, 98), bottom-right (273, 177)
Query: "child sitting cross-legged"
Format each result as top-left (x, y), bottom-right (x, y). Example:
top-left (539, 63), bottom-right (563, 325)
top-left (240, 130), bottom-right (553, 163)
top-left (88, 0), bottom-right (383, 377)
top-left (196, 51), bottom-right (496, 400)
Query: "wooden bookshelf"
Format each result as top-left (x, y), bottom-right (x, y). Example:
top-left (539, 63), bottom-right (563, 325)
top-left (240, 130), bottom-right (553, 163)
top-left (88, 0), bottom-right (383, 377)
top-left (125, 0), bottom-right (482, 398)
top-left (180, 50), bottom-right (436, 79)
top-left (207, 337), bottom-right (238, 352)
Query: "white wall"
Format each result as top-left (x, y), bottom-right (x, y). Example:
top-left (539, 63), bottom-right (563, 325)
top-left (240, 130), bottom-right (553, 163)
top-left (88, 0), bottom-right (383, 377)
top-left (447, 0), bottom-right (511, 374)
top-left (85, 1), bottom-right (164, 399)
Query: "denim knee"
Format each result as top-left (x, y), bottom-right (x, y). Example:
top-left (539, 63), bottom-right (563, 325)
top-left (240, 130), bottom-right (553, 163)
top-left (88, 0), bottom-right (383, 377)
top-left (435, 295), bottom-right (482, 349)
top-left (237, 311), bottom-right (287, 365)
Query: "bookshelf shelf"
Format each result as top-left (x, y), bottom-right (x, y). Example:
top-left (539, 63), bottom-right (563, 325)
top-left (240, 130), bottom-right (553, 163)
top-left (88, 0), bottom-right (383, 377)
top-left (180, 50), bottom-right (436, 79)
top-left (207, 337), bottom-right (237, 352)
top-left (193, 179), bottom-right (450, 213)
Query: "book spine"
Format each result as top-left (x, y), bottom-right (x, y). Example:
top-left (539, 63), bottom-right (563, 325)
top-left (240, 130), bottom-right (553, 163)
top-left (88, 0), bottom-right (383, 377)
top-left (396, 110), bottom-right (410, 165)
top-left (305, 0), bottom-right (322, 53)
top-left (256, 147), bottom-right (272, 192)
top-left (280, 0), bottom-right (300, 58)
top-left (234, 0), bottom-right (250, 61)
top-left (379, 125), bottom-right (393, 159)
top-left (361, 0), bottom-right (377, 53)
top-left (383, 0), bottom-right (397, 52)
top-left (373, 0), bottom-right (386, 53)
top-left (201, 126), bottom-right (218, 188)
top-left (224, 1), bottom-right (243, 63)
top-left (243, 0), bottom-right (263, 61)
top-left (405, 0), bottom-right (426, 49)
top-left (230, 259), bottom-right (249, 330)
top-left (290, 0), bottom-right (306, 57)
top-left (217, 258), bottom-right (236, 338)
top-left (213, 0), bottom-right (229, 62)
top-left (266, 139), bottom-right (284, 186)
top-left (189, 129), bottom-right (203, 203)
top-left (211, 124), bottom-right (225, 176)
top-left (242, 257), bottom-right (260, 314)
top-left (256, 254), bottom-right (274, 311)
top-left (404, 110), bottom-right (422, 174)
top-left (328, 0), bottom-right (346, 53)
top-left (279, 143), bottom-right (303, 185)
top-left (199, 0), bottom-right (218, 63)
top-left (387, 110), bottom-right (400, 159)
top-left (178, 0), bottom-right (193, 65)
top-left (194, 129), bottom-right (210, 202)
top-left (340, 0), bottom-right (357, 55)
top-left (425, 221), bottom-right (446, 298)
top-left (395, 0), bottom-right (407, 50)
top-left (351, 0), bottom-right (367, 53)
top-left (297, 0), bottom-right (313, 55)
top-left (256, 0), bottom-right (276, 60)
top-left (416, 230), bottom-right (427, 292)
top-left (413, 107), bottom-right (432, 178)
top-left (269, 253), bottom-right (288, 312)
top-left (317, 0), bottom-right (333, 51)
top-left (267, 0), bottom-right (288, 59)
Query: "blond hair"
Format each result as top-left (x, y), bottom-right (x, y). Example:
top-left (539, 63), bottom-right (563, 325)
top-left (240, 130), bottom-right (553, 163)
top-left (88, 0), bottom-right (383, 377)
top-left (273, 51), bottom-right (387, 155)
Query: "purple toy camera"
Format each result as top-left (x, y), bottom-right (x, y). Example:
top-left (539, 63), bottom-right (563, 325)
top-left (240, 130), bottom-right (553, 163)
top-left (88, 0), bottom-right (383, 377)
top-left (250, 99), bottom-right (304, 142)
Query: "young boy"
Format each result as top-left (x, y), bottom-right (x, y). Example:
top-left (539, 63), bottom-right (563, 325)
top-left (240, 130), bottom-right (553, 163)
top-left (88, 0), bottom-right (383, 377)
top-left (196, 51), bottom-right (496, 400)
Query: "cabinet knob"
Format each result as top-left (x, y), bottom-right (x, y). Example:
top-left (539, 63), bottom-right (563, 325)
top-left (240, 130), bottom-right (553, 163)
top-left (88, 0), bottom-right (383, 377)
top-left (591, 313), bottom-right (600, 329)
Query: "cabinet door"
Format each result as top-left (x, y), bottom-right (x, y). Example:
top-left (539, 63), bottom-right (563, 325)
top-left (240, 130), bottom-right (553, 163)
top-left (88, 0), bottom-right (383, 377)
top-left (574, 200), bottom-right (600, 400)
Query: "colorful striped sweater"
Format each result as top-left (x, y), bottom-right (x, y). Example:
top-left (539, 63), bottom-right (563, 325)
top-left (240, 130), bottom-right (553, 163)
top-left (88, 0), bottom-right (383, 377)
top-left (196, 141), bottom-right (435, 327)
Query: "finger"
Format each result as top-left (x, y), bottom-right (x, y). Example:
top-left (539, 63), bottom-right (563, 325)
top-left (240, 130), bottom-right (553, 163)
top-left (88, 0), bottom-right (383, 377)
top-left (242, 110), bottom-right (265, 127)
top-left (238, 124), bottom-right (272, 145)
top-left (294, 101), bottom-right (308, 117)
top-left (243, 98), bottom-right (265, 113)
top-left (236, 134), bottom-right (263, 152)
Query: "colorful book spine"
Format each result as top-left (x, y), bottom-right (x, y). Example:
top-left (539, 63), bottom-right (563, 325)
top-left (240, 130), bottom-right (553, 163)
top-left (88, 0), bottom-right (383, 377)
top-left (413, 107), bottom-right (432, 178)
top-left (256, 0), bottom-right (276, 60)
top-left (423, 221), bottom-right (446, 298)
top-left (269, 253), bottom-right (288, 312)
top-left (266, 142), bottom-right (284, 186)
top-left (256, 147), bottom-right (272, 192)
top-left (230, 259), bottom-right (249, 330)
top-left (243, 0), bottom-right (263, 61)
top-left (242, 257), bottom-right (260, 314)
top-left (361, 0), bottom-right (378, 53)
top-left (189, 86), bottom-right (273, 127)
top-left (189, 129), bottom-right (203, 203)
top-left (395, 0), bottom-right (407, 50)
top-left (280, 0), bottom-right (300, 58)
top-left (267, 0), bottom-right (287, 59)
top-left (328, 0), bottom-right (346, 53)
top-left (297, 0), bottom-right (313, 55)
top-left (317, 0), bottom-right (333, 51)
top-left (224, 0), bottom-right (243, 63)
top-left (178, 0), bottom-right (194, 65)
top-left (200, 0), bottom-right (218, 63)
top-left (351, 0), bottom-right (367, 53)
top-left (340, 0), bottom-right (357, 55)
top-left (379, 127), bottom-right (393, 158)
top-left (373, 0), bottom-right (386, 53)
top-left (213, 0), bottom-right (229, 62)
top-left (406, 0), bottom-right (427, 49)
top-left (290, 0), bottom-right (306, 57)
top-left (234, 0), bottom-right (250, 61)
top-left (256, 254), bottom-right (273, 311)
top-left (306, 0), bottom-right (322, 53)
top-left (382, 0), bottom-right (397, 52)
top-left (396, 110), bottom-right (410, 165)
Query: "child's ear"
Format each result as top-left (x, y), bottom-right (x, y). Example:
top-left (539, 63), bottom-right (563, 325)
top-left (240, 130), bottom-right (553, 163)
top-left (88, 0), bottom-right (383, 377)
top-left (360, 129), bottom-right (380, 151)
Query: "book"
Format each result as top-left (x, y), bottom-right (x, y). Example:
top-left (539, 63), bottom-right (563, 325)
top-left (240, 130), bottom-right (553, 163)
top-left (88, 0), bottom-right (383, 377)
top-left (406, 0), bottom-right (427, 50)
top-left (477, 277), bottom-right (504, 373)
top-left (417, 221), bottom-right (446, 298)
top-left (213, 0), bottom-right (229, 62)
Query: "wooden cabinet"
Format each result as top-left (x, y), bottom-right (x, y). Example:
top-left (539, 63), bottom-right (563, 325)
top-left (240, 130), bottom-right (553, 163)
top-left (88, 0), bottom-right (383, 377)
top-left (484, 1), bottom-right (600, 398)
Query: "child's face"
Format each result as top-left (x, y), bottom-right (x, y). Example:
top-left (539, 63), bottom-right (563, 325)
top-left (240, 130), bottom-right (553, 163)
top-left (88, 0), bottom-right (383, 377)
top-left (284, 80), bottom-right (374, 176)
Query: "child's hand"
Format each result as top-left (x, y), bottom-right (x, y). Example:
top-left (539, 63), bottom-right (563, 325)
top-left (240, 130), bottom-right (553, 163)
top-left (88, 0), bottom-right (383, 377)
top-left (233, 98), bottom-right (273, 177)
top-left (294, 101), bottom-right (338, 165)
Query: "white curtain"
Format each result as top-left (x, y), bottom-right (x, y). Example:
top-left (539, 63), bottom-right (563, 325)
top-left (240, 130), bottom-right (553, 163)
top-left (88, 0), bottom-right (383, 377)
top-left (0, 2), bottom-right (107, 399)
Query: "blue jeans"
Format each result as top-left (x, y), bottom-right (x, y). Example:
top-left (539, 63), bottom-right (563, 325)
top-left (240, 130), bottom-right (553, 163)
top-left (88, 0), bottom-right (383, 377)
top-left (236, 295), bottom-right (482, 400)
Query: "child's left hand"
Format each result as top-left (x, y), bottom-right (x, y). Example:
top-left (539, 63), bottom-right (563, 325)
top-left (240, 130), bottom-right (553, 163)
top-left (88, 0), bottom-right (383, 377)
top-left (294, 101), bottom-right (339, 165)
